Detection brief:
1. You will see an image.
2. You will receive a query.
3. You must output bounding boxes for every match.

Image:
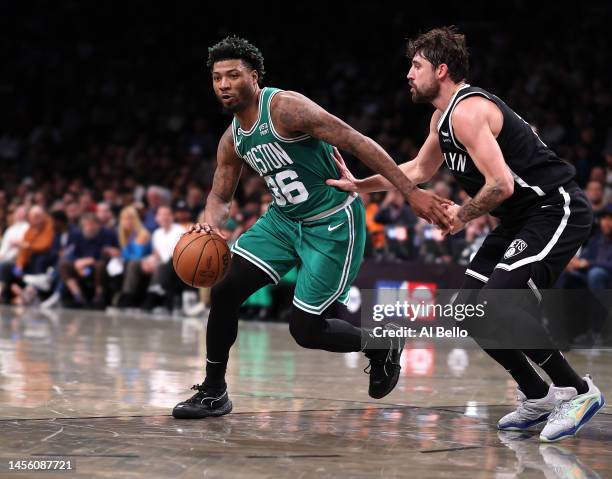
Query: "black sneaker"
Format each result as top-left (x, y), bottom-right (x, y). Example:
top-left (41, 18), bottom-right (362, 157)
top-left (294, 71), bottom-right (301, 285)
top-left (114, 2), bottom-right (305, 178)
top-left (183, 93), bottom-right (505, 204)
top-left (364, 323), bottom-right (405, 399)
top-left (172, 383), bottom-right (233, 419)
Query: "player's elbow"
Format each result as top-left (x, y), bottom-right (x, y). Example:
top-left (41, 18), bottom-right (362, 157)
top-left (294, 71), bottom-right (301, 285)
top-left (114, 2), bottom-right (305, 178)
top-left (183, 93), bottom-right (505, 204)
top-left (485, 175), bottom-right (513, 200)
top-left (497, 176), bottom-right (514, 199)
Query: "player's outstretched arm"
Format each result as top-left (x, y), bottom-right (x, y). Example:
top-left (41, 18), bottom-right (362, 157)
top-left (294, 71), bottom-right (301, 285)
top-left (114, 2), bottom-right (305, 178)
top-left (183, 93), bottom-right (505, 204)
top-left (271, 91), bottom-right (452, 228)
top-left (327, 112), bottom-right (445, 193)
top-left (449, 97), bottom-right (514, 233)
top-left (191, 126), bottom-right (243, 238)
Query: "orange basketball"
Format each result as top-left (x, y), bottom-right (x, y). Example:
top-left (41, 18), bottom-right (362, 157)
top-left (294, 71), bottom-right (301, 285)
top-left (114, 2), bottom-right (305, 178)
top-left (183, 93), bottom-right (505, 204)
top-left (172, 232), bottom-right (231, 288)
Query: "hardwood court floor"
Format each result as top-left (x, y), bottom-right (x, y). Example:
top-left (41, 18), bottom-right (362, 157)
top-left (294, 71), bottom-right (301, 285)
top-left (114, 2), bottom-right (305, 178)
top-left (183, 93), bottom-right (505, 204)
top-left (0, 306), bottom-right (610, 478)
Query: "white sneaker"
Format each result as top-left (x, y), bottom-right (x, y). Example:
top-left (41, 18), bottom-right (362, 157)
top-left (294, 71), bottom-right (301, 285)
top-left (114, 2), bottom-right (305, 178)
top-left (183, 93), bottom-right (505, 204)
top-left (23, 273), bottom-right (52, 292)
top-left (498, 384), bottom-right (575, 431)
top-left (40, 291), bottom-right (61, 309)
top-left (540, 375), bottom-right (605, 442)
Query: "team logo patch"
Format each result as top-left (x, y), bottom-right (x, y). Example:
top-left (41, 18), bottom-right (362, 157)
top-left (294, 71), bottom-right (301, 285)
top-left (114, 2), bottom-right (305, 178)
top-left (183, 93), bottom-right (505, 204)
top-left (504, 239), bottom-right (528, 259)
top-left (259, 122), bottom-right (269, 135)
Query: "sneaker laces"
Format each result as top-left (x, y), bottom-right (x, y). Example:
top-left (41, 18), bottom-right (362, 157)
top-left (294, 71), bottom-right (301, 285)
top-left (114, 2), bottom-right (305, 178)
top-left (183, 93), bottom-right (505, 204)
top-left (185, 383), bottom-right (208, 403)
top-left (548, 400), bottom-right (572, 422)
top-left (363, 347), bottom-right (393, 376)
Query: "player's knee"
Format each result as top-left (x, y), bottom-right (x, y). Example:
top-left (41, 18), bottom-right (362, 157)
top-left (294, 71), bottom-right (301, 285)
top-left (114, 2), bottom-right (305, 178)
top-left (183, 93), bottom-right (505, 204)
top-left (289, 321), bottom-right (318, 349)
top-left (289, 308), bottom-right (323, 349)
top-left (210, 256), bottom-right (270, 309)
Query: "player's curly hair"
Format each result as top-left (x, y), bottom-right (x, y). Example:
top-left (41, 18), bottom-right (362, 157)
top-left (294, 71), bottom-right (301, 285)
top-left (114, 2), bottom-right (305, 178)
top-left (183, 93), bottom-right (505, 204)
top-left (406, 26), bottom-right (469, 83)
top-left (207, 36), bottom-right (265, 84)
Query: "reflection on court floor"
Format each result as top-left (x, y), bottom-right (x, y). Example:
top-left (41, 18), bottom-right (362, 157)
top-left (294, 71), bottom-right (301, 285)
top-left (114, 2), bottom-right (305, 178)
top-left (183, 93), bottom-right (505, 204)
top-left (0, 306), bottom-right (610, 478)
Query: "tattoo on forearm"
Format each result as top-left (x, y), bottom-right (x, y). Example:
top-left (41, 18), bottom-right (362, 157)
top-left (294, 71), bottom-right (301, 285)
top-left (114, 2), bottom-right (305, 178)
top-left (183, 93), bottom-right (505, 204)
top-left (458, 184), bottom-right (505, 223)
top-left (205, 127), bottom-right (242, 227)
top-left (204, 194), bottom-right (230, 227)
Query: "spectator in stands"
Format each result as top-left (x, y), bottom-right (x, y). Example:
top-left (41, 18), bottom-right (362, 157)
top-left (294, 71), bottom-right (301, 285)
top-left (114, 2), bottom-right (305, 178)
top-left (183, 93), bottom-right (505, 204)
top-left (362, 192), bottom-right (386, 258)
top-left (118, 206), bottom-right (152, 261)
top-left (102, 189), bottom-right (123, 217)
top-left (143, 186), bottom-right (171, 232)
top-left (0, 205), bottom-right (54, 303)
top-left (96, 202), bottom-right (116, 230)
top-left (589, 166), bottom-right (605, 184)
top-left (562, 206), bottom-right (612, 289)
top-left (374, 190), bottom-right (418, 260)
top-left (64, 201), bottom-right (82, 229)
top-left (432, 180), bottom-right (452, 202)
top-left (415, 182), bottom-right (455, 264)
top-left (585, 180), bottom-right (606, 214)
top-left (185, 185), bottom-right (205, 222)
top-left (59, 213), bottom-right (118, 307)
top-left (0, 204), bottom-right (28, 263)
top-left (39, 210), bottom-right (72, 308)
top-left (458, 216), bottom-right (492, 266)
top-left (173, 200), bottom-right (194, 229)
top-left (116, 206), bottom-right (152, 307)
top-left (417, 223), bottom-right (454, 264)
top-left (79, 189), bottom-right (96, 214)
top-left (140, 205), bottom-right (186, 310)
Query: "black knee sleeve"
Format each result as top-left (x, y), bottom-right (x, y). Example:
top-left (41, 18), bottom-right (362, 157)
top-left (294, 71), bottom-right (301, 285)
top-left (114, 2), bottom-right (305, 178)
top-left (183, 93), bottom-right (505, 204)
top-left (288, 307), bottom-right (325, 349)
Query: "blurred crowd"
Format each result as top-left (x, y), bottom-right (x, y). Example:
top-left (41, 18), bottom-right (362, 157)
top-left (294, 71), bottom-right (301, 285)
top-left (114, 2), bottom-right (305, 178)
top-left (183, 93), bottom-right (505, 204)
top-left (0, 2), bottom-right (610, 312)
top-left (0, 188), bottom-right (196, 311)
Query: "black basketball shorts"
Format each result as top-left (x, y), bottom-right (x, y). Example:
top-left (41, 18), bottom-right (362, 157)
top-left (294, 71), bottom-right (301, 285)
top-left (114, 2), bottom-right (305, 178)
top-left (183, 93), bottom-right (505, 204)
top-left (464, 186), bottom-right (593, 292)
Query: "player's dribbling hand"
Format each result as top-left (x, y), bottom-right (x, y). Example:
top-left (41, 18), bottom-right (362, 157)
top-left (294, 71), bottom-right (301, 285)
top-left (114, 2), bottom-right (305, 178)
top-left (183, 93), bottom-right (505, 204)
top-left (186, 223), bottom-right (228, 240)
top-left (325, 147), bottom-right (360, 192)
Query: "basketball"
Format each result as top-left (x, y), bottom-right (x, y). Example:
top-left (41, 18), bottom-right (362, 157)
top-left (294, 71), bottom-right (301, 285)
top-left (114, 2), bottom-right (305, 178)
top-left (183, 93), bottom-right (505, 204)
top-left (172, 232), bottom-right (231, 288)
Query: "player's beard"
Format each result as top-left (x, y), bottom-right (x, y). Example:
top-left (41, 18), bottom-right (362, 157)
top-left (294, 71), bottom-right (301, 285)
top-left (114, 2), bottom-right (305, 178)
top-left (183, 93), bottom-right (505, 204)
top-left (410, 80), bottom-right (440, 103)
top-left (215, 89), bottom-right (248, 114)
top-left (217, 95), bottom-right (243, 114)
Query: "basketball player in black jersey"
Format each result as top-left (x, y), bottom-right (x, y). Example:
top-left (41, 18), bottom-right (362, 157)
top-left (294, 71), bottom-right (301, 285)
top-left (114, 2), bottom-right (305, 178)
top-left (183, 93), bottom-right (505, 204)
top-left (327, 26), bottom-right (605, 442)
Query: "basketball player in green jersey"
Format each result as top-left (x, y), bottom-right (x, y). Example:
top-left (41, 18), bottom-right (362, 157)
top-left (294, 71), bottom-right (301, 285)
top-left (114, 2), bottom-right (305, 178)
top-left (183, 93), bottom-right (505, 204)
top-left (173, 36), bottom-right (452, 419)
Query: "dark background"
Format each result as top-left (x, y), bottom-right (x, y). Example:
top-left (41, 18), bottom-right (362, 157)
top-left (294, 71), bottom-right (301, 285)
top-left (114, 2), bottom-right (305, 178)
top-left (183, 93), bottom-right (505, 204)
top-left (2, 1), bottom-right (610, 183)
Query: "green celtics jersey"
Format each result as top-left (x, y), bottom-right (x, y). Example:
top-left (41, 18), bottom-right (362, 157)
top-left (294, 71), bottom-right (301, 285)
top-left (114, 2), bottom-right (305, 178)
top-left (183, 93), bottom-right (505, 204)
top-left (231, 87), bottom-right (349, 220)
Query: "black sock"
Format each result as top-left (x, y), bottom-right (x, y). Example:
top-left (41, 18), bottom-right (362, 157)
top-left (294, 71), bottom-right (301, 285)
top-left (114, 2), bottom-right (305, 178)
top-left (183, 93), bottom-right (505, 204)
top-left (485, 349), bottom-right (550, 399)
top-left (203, 256), bottom-right (273, 393)
top-left (523, 350), bottom-right (588, 394)
top-left (204, 358), bottom-right (227, 391)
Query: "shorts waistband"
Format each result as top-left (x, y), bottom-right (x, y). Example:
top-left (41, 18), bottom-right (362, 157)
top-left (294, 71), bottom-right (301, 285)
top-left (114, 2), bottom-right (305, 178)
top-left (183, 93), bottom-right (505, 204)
top-left (301, 192), bottom-right (358, 222)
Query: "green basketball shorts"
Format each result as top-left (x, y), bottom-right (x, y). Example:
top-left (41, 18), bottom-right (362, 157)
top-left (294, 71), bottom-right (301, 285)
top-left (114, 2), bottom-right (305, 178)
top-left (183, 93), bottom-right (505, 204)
top-left (231, 197), bottom-right (365, 315)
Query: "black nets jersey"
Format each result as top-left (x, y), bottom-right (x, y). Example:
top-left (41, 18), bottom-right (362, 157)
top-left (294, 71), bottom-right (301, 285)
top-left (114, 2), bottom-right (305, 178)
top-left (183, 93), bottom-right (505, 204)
top-left (437, 84), bottom-right (576, 220)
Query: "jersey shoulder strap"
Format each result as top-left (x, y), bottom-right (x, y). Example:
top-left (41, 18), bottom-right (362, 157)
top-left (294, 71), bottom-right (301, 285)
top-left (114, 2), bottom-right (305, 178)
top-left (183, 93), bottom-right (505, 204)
top-left (266, 88), bottom-right (310, 142)
top-left (230, 117), bottom-right (241, 157)
top-left (447, 86), bottom-right (496, 152)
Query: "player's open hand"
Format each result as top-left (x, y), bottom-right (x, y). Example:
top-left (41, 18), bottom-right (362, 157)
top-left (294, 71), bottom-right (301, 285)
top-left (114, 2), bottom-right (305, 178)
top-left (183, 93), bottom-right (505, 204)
top-left (325, 147), bottom-right (360, 192)
top-left (407, 189), bottom-right (454, 229)
top-left (186, 222), bottom-right (228, 240)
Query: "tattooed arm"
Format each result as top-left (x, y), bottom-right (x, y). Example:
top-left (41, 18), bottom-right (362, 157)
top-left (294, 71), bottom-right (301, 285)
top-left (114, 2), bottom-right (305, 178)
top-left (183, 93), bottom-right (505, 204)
top-left (191, 125), bottom-right (243, 238)
top-left (447, 97), bottom-right (514, 234)
top-left (270, 91), bottom-right (452, 228)
top-left (327, 111), bottom-right (445, 193)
